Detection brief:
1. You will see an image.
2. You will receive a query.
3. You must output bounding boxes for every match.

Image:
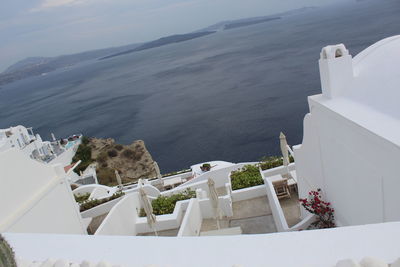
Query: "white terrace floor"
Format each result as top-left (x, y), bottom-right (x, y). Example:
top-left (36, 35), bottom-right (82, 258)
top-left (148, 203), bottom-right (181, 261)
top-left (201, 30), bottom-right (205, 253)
top-left (140, 190), bottom-right (301, 236)
top-left (93, 187), bottom-right (301, 236)
top-left (200, 191), bottom-right (301, 235)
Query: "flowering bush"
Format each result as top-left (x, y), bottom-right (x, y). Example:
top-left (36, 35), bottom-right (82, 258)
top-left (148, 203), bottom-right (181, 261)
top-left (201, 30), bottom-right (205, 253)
top-left (300, 189), bottom-right (335, 229)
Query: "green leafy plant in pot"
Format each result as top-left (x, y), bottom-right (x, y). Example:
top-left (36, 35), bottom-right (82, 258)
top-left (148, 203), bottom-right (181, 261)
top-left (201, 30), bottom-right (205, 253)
top-left (200, 163), bottom-right (211, 172)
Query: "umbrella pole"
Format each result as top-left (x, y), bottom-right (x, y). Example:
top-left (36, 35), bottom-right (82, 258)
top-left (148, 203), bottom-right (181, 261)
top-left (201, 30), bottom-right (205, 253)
top-left (153, 224), bottom-right (158, 236)
top-left (215, 207), bottom-right (221, 229)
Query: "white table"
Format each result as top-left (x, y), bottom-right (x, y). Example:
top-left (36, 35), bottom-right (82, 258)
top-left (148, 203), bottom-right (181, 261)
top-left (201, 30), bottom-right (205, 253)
top-left (267, 171), bottom-right (298, 187)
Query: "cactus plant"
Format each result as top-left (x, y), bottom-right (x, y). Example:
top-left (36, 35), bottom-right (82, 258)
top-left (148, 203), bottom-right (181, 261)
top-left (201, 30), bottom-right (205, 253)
top-left (0, 234), bottom-right (17, 267)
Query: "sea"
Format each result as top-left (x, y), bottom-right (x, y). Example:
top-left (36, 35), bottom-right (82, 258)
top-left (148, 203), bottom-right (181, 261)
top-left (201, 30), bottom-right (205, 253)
top-left (1, 0), bottom-right (399, 172)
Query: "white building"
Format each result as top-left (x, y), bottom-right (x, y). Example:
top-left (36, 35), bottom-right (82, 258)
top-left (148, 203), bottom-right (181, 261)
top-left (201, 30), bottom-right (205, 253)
top-left (293, 35), bottom-right (400, 226)
top-left (0, 125), bottom-right (54, 162)
top-left (0, 125), bottom-right (82, 168)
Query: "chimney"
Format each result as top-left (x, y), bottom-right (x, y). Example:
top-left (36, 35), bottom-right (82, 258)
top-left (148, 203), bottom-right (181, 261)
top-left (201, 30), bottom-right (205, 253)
top-left (319, 44), bottom-right (353, 99)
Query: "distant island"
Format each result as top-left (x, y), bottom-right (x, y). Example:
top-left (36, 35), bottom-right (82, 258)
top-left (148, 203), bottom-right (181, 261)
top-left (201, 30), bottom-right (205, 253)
top-left (100, 31), bottom-right (215, 60)
top-left (224, 17), bottom-right (281, 30)
top-left (0, 7), bottom-right (315, 86)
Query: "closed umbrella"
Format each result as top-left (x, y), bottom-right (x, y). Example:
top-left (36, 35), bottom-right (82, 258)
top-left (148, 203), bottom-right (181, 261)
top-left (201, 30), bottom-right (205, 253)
top-left (114, 170), bottom-right (123, 190)
top-left (153, 161), bottom-right (162, 183)
top-left (139, 187), bottom-right (158, 236)
top-left (208, 178), bottom-right (221, 229)
top-left (280, 132), bottom-right (292, 179)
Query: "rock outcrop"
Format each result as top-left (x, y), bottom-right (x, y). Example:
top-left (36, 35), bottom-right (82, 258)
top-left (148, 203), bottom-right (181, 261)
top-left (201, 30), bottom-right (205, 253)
top-left (88, 138), bottom-right (157, 186)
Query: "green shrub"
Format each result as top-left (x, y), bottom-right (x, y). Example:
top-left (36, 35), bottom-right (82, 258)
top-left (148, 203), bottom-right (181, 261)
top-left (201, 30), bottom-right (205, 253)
top-left (0, 234), bottom-right (17, 267)
top-left (79, 192), bottom-right (124, 212)
top-left (140, 189), bottom-right (196, 216)
top-left (72, 140), bottom-right (93, 174)
top-left (96, 152), bottom-right (108, 163)
top-left (81, 136), bottom-right (90, 145)
top-left (114, 144), bottom-right (123, 151)
top-left (122, 149), bottom-right (134, 159)
top-left (96, 167), bottom-right (116, 186)
top-left (231, 165), bottom-right (264, 190)
top-left (74, 192), bottom-right (90, 204)
top-left (259, 155), bottom-right (294, 171)
top-left (107, 149), bottom-right (118, 158)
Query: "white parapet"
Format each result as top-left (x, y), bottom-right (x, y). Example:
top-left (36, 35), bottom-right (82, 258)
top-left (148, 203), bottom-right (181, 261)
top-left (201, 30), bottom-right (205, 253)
top-left (5, 221), bottom-right (400, 266)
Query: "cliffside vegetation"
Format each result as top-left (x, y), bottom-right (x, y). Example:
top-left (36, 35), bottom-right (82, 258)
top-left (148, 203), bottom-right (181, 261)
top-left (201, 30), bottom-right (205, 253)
top-left (72, 137), bottom-right (157, 186)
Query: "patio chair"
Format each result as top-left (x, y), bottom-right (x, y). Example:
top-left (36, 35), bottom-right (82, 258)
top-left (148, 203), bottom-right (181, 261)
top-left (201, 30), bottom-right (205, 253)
top-left (272, 179), bottom-right (291, 200)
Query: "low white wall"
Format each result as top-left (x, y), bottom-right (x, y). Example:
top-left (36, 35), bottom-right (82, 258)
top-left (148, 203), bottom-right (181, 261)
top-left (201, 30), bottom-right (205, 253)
top-left (231, 184), bottom-right (267, 202)
top-left (89, 187), bottom-right (109, 200)
top-left (95, 194), bottom-right (140, 236)
top-left (177, 199), bottom-right (202, 237)
top-left (198, 196), bottom-right (233, 219)
top-left (180, 163), bottom-right (256, 189)
top-left (163, 180), bottom-right (210, 197)
top-left (288, 214), bottom-right (316, 231)
top-left (80, 197), bottom-right (123, 219)
top-left (135, 199), bottom-right (190, 233)
top-left (260, 163), bottom-right (296, 177)
top-left (73, 184), bottom-right (112, 196)
top-left (149, 172), bottom-right (193, 186)
top-left (124, 184), bottom-right (161, 198)
top-left (263, 175), bottom-right (288, 232)
top-left (261, 166), bottom-right (318, 232)
top-left (8, 222), bottom-right (400, 267)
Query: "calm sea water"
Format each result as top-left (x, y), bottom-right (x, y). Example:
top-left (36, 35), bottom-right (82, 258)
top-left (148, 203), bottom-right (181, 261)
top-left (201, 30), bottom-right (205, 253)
top-left (1, 0), bottom-right (399, 172)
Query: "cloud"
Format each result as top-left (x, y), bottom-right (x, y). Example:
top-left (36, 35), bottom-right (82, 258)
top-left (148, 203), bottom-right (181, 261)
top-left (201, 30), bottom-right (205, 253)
top-left (30, 0), bottom-right (92, 12)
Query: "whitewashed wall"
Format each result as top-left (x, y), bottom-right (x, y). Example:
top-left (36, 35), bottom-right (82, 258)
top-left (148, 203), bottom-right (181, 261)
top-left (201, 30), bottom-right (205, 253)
top-left (295, 98), bottom-right (400, 226)
top-left (177, 198), bottom-right (202, 237)
top-left (293, 113), bottom-right (325, 219)
top-left (263, 176), bottom-right (288, 232)
top-left (180, 163), bottom-right (255, 188)
top-left (231, 184), bottom-right (267, 202)
top-left (0, 149), bottom-right (86, 234)
top-left (95, 194), bottom-right (140, 236)
top-left (73, 184), bottom-right (113, 196)
top-left (7, 221), bottom-right (400, 267)
top-left (136, 199), bottom-right (190, 233)
top-left (80, 197), bottom-right (123, 219)
top-left (89, 187), bottom-right (110, 200)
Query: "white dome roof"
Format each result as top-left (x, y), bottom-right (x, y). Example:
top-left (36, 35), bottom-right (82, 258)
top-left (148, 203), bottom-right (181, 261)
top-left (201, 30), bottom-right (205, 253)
top-left (346, 35), bottom-right (400, 119)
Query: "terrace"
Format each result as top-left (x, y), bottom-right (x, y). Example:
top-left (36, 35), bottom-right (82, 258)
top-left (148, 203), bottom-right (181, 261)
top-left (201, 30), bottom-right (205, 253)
top-left (77, 157), bottom-right (308, 237)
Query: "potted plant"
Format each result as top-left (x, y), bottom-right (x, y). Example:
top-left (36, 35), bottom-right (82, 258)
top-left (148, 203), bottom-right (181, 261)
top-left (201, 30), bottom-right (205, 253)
top-left (200, 163), bottom-right (211, 172)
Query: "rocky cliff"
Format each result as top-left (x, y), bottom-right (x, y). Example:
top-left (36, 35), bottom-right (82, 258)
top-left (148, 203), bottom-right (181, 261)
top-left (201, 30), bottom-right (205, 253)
top-left (87, 138), bottom-right (157, 186)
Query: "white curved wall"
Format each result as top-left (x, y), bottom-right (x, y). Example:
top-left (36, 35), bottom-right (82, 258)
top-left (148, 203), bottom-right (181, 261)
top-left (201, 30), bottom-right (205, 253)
top-left (95, 194), bottom-right (140, 236)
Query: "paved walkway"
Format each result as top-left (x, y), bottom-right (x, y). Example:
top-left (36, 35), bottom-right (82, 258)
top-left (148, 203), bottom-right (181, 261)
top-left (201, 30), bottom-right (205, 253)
top-left (200, 196), bottom-right (277, 235)
top-left (280, 191), bottom-right (301, 227)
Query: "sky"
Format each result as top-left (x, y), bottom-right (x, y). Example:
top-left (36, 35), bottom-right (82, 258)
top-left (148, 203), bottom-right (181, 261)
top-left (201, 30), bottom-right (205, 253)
top-left (0, 0), bottom-right (347, 71)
